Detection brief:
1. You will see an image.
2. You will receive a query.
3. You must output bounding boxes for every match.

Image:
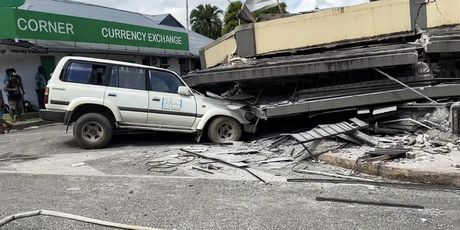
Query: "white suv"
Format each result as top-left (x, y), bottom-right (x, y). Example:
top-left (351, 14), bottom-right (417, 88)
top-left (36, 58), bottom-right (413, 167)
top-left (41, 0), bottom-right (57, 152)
top-left (40, 57), bottom-right (255, 149)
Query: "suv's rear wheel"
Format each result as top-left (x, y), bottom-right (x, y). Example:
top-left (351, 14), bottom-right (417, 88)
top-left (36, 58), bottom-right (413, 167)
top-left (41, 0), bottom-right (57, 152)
top-left (73, 113), bottom-right (113, 149)
top-left (207, 117), bottom-right (242, 143)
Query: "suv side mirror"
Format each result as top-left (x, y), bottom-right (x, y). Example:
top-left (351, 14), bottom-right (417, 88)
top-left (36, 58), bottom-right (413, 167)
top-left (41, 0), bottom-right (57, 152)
top-left (178, 86), bottom-right (191, 96)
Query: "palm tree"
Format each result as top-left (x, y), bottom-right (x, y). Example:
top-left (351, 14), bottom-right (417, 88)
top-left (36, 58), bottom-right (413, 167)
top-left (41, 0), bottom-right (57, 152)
top-left (190, 4), bottom-right (223, 39)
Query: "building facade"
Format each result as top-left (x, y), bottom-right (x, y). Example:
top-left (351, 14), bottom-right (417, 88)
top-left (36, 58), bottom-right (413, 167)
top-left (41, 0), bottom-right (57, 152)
top-left (0, 0), bottom-right (213, 108)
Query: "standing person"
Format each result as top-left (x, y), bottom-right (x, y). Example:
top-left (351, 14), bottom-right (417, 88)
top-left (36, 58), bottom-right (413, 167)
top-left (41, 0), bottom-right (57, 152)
top-left (0, 92), bottom-right (12, 134)
top-left (4, 69), bottom-right (25, 122)
top-left (3, 68), bottom-right (15, 119)
top-left (0, 89), bottom-right (4, 134)
top-left (35, 66), bottom-right (47, 109)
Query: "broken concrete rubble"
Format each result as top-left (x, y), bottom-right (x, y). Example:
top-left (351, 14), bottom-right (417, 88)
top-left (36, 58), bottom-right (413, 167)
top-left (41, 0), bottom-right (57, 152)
top-left (245, 103), bottom-right (460, 185)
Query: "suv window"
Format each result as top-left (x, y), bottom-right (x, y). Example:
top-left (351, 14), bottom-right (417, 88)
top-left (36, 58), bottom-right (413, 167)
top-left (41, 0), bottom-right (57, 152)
top-left (62, 62), bottom-right (107, 85)
top-left (110, 66), bottom-right (146, 90)
top-left (149, 70), bottom-right (184, 94)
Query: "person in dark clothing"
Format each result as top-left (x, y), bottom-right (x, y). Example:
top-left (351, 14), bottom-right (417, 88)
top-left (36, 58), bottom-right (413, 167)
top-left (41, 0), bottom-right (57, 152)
top-left (0, 92), bottom-right (12, 134)
top-left (3, 68), bottom-right (15, 119)
top-left (35, 66), bottom-right (47, 109)
top-left (4, 69), bottom-right (25, 122)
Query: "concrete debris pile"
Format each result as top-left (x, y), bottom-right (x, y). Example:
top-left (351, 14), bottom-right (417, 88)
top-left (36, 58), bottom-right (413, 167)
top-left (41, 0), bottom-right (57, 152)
top-left (139, 143), bottom-right (293, 183)
top-left (243, 104), bottom-right (460, 183)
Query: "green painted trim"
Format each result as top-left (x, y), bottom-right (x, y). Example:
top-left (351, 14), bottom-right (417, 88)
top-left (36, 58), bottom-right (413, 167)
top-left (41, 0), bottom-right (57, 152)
top-left (0, 8), bottom-right (189, 51)
top-left (0, 0), bottom-right (25, 7)
top-left (0, 9), bottom-right (17, 39)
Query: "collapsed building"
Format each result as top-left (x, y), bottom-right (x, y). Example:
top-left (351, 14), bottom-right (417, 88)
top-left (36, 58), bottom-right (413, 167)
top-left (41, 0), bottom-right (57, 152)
top-left (184, 0), bottom-right (460, 122)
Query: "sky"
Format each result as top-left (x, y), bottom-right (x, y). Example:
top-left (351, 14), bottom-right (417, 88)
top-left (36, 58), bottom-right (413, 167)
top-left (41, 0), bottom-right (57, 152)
top-left (73, 0), bottom-right (369, 27)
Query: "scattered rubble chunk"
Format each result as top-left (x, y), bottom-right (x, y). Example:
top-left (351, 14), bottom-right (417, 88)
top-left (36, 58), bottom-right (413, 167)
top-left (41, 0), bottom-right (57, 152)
top-left (407, 136), bottom-right (417, 146)
top-left (416, 134), bottom-right (425, 145)
top-left (352, 131), bottom-right (379, 147)
top-left (258, 157), bottom-right (294, 164)
top-left (432, 147), bottom-right (451, 154)
top-left (71, 163), bottom-right (86, 167)
top-left (192, 166), bottom-right (215, 174)
top-left (406, 152), bottom-right (417, 159)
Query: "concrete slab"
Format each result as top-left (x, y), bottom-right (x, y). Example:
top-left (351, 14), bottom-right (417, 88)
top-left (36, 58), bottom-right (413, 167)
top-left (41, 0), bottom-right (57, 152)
top-left (319, 148), bottom-right (460, 186)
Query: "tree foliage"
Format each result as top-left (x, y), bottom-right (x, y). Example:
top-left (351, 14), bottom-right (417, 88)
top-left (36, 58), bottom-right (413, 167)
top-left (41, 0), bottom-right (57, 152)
top-left (223, 1), bottom-right (243, 34)
top-left (191, 4), bottom-right (223, 39)
top-left (223, 1), bottom-right (288, 34)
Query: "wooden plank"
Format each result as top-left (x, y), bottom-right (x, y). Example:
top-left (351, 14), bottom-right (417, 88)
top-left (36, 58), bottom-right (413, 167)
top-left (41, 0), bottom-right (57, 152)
top-left (315, 128), bottom-right (330, 137)
top-left (352, 130), bottom-right (380, 146)
top-left (192, 166), bottom-right (215, 174)
top-left (307, 130), bottom-right (323, 139)
top-left (337, 134), bottom-right (363, 145)
top-left (214, 150), bottom-right (259, 155)
top-left (342, 122), bottom-right (357, 131)
top-left (322, 126), bottom-right (339, 135)
top-left (350, 118), bottom-right (368, 128)
top-left (291, 134), bottom-right (308, 142)
top-left (300, 132), bottom-right (315, 140)
top-left (340, 122), bottom-right (356, 130)
top-left (329, 124), bottom-right (345, 133)
top-left (259, 157), bottom-right (294, 164)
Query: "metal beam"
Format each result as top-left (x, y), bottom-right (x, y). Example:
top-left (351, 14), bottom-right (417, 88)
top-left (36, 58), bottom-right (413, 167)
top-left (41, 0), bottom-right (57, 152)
top-left (253, 84), bottom-right (460, 118)
top-left (374, 68), bottom-right (437, 103)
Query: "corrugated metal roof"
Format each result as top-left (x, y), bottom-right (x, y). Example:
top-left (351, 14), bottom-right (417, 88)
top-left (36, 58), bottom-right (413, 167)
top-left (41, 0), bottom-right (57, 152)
top-left (20, 0), bottom-right (179, 31)
top-left (17, 0), bottom-right (214, 56)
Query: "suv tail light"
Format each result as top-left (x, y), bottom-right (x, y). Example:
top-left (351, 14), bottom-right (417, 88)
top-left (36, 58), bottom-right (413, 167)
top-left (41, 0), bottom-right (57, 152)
top-left (44, 87), bottom-right (49, 105)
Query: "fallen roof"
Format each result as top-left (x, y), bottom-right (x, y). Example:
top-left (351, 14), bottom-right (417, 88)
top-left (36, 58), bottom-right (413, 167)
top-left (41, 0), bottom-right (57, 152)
top-left (184, 43), bottom-right (422, 86)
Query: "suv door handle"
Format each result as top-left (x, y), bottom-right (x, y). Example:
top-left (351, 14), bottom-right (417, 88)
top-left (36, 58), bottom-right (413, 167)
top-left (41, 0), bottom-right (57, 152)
top-left (108, 93), bottom-right (117, 97)
top-left (152, 97), bottom-right (161, 102)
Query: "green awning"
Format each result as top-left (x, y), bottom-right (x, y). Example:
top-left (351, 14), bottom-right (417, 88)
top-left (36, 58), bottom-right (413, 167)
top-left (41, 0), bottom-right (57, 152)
top-left (0, 0), bottom-right (25, 7)
top-left (0, 8), bottom-right (189, 51)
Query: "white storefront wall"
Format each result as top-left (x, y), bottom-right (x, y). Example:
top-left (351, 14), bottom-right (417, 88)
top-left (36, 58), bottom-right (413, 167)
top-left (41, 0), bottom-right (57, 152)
top-left (0, 54), bottom-right (42, 107)
top-left (1, 51), bottom-right (182, 109)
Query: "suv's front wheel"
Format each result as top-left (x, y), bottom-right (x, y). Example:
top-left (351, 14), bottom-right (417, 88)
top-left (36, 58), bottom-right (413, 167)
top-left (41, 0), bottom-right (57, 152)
top-left (207, 116), bottom-right (242, 143)
top-left (73, 113), bottom-right (113, 149)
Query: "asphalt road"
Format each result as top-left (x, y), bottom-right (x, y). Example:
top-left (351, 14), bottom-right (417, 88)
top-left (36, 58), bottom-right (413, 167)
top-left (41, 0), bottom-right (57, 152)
top-left (0, 124), bottom-right (459, 229)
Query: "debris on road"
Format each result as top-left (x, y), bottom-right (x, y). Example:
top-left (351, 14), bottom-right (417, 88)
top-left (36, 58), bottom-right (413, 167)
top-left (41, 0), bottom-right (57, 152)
top-left (181, 148), bottom-right (270, 184)
top-left (258, 157), bottom-right (294, 164)
top-left (315, 196), bottom-right (425, 209)
top-left (145, 154), bottom-right (195, 173)
top-left (191, 166), bottom-right (215, 174)
top-left (71, 163), bottom-right (86, 167)
top-left (296, 169), bottom-right (374, 182)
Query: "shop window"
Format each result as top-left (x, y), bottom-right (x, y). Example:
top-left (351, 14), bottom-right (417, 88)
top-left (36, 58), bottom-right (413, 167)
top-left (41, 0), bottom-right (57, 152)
top-left (149, 70), bottom-right (184, 94)
top-left (159, 57), bottom-right (170, 69)
top-left (62, 62), bottom-right (107, 85)
top-left (110, 66), bottom-right (146, 90)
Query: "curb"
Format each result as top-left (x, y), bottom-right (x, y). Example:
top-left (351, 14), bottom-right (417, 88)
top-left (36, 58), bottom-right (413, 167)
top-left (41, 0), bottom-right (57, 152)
top-left (8, 120), bottom-right (53, 131)
top-left (319, 152), bottom-right (460, 187)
